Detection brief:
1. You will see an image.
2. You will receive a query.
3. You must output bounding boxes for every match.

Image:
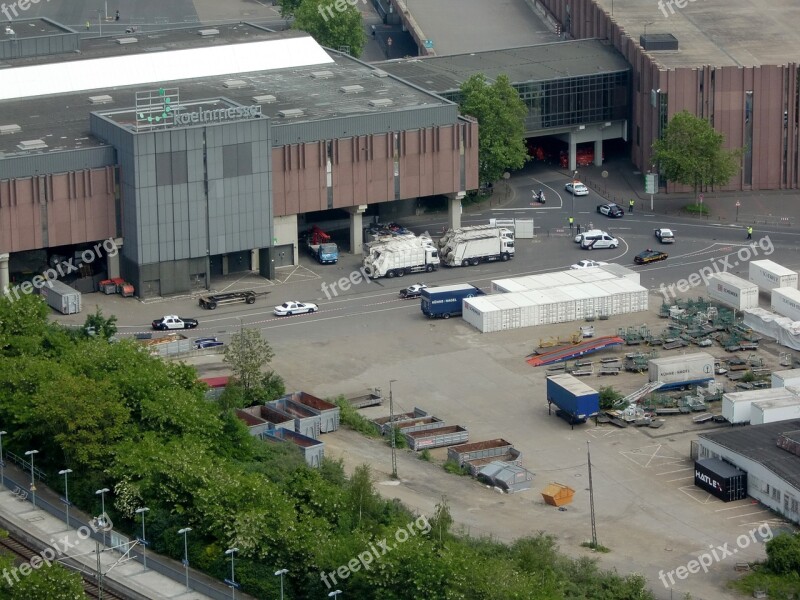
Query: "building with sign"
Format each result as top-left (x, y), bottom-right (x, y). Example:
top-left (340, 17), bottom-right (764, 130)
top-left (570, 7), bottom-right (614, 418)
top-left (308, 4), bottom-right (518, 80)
top-left (0, 21), bottom-right (477, 297)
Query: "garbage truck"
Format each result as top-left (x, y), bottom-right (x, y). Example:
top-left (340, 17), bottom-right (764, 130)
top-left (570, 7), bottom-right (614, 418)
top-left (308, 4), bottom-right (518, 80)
top-left (362, 237), bottom-right (440, 279)
top-left (438, 225), bottom-right (515, 267)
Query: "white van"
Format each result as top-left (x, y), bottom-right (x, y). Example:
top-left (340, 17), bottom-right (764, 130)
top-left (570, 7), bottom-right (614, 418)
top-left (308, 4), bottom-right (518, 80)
top-left (574, 229), bottom-right (604, 244)
top-left (581, 232), bottom-right (619, 250)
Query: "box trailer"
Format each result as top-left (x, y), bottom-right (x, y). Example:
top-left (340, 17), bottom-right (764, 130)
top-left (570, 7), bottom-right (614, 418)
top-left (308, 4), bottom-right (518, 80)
top-left (749, 260), bottom-right (798, 293)
top-left (721, 388), bottom-right (800, 424)
top-left (40, 279), bottom-right (82, 314)
top-left (421, 283), bottom-right (484, 319)
top-left (546, 374), bottom-right (600, 426)
top-left (772, 368), bottom-right (800, 389)
top-left (268, 398), bottom-right (322, 439)
top-left (706, 273), bottom-right (759, 310)
top-left (263, 428), bottom-right (325, 468)
top-left (404, 425), bottom-right (469, 451)
top-left (648, 353), bottom-right (715, 390)
top-left (283, 391), bottom-right (340, 433)
top-left (771, 287), bottom-right (800, 322)
top-left (751, 397), bottom-right (800, 425)
top-left (694, 458), bottom-right (747, 502)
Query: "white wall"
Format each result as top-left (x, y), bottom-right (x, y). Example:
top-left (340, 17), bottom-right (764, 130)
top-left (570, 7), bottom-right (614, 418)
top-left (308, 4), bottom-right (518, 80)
top-left (273, 215), bottom-right (299, 265)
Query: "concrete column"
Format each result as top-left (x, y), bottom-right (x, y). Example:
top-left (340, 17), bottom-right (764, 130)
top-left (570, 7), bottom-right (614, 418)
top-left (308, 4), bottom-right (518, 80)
top-left (447, 192), bottom-right (465, 230)
top-left (106, 238), bottom-right (123, 279)
top-left (251, 248), bottom-right (260, 271)
top-left (594, 138), bottom-right (603, 167)
top-left (568, 132), bottom-right (577, 173)
top-left (221, 255), bottom-right (229, 276)
top-left (0, 253), bottom-right (9, 294)
top-left (349, 204), bottom-right (367, 255)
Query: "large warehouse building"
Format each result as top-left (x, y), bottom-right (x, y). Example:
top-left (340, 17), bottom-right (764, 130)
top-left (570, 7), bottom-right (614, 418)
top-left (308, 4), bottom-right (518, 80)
top-left (0, 21), bottom-right (477, 297)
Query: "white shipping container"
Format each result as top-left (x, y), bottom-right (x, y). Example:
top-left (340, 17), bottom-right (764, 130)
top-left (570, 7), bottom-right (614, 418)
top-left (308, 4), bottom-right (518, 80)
top-left (40, 279), bottom-right (82, 315)
top-left (706, 272), bottom-right (759, 310)
top-left (772, 368), bottom-right (800, 389)
top-left (771, 287), bottom-right (800, 322)
top-left (722, 388), bottom-right (800, 424)
top-left (750, 397), bottom-right (800, 425)
top-left (749, 260), bottom-right (798, 292)
top-left (490, 265), bottom-right (638, 295)
top-left (648, 353), bottom-right (715, 385)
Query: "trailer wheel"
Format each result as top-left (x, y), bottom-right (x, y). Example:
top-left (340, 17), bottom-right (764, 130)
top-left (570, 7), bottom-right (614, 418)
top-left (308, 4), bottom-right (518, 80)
top-left (442, 313), bottom-right (450, 319)
top-left (387, 270), bottom-right (396, 278)
top-left (470, 258), bottom-right (480, 266)
top-left (501, 253), bottom-right (509, 262)
top-left (208, 302), bottom-right (217, 310)
top-left (461, 259), bottom-right (470, 267)
top-left (425, 264), bottom-right (434, 272)
top-left (397, 269), bottom-right (405, 277)
top-left (246, 296), bottom-right (255, 304)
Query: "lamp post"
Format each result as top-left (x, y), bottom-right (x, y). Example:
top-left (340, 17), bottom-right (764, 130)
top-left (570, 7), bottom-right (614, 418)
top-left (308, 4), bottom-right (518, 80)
top-left (24, 450), bottom-right (38, 507)
top-left (329, 590), bottom-right (342, 599)
top-left (572, 170), bottom-right (578, 222)
top-left (274, 568), bottom-right (288, 600)
top-left (389, 379), bottom-right (398, 479)
top-left (135, 507), bottom-right (149, 570)
top-left (178, 527), bottom-right (192, 592)
top-left (643, 21), bottom-right (653, 39)
top-left (0, 431), bottom-right (7, 488)
top-left (95, 488), bottom-right (110, 546)
top-left (58, 469), bottom-right (73, 527)
top-left (225, 548), bottom-right (239, 600)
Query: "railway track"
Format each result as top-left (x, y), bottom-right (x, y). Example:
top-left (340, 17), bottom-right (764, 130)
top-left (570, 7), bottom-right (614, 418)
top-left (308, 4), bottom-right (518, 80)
top-left (0, 532), bottom-right (128, 599)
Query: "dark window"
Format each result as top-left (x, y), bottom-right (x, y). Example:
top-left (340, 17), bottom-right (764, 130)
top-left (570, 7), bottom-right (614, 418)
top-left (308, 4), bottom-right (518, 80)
top-left (223, 143), bottom-right (253, 178)
top-left (743, 91), bottom-right (753, 185)
top-left (155, 151), bottom-right (187, 185)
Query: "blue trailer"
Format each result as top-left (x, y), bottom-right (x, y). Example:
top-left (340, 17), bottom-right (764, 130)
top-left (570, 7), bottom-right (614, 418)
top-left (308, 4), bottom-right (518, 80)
top-left (421, 283), bottom-right (484, 319)
top-left (546, 374), bottom-right (600, 429)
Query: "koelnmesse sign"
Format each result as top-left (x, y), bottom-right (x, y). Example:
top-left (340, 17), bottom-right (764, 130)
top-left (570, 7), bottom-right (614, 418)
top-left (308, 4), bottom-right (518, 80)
top-left (174, 105), bottom-right (262, 125)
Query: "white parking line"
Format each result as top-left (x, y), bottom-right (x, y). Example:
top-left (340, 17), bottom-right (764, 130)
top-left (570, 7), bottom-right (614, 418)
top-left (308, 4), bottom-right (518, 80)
top-left (727, 510), bottom-right (769, 519)
top-left (657, 467), bottom-right (693, 475)
top-left (665, 476), bottom-right (694, 483)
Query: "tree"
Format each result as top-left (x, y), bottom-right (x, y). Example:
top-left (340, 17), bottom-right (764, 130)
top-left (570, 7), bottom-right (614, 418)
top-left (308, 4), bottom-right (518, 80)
top-left (459, 73), bottom-right (529, 185)
top-left (82, 307), bottom-right (118, 339)
top-left (651, 110), bottom-right (741, 193)
top-left (277, 0), bottom-right (303, 17)
top-left (765, 532), bottom-right (800, 575)
top-left (292, 0), bottom-right (367, 58)
top-left (223, 328), bottom-right (275, 398)
top-left (0, 532), bottom-right (85, 600)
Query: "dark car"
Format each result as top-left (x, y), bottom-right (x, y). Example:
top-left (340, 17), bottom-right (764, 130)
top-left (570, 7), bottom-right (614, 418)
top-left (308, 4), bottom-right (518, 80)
top-left (151, 315), bottom-right (199, 330)
top-left (634, 249), bottom-right (669, 265)
top-left (194, 337), bottom-right (224, 349)
top-left (597, 203), bottom-right (625, 218)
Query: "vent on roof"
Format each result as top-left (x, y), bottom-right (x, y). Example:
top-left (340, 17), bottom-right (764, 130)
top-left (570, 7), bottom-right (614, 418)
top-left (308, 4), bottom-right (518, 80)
top-left (223, 79), bottom-right (248, 89)
top-left (198, 28), bottom-right (220, 36)
top-left (372, 69), bottom-right (389, 78)
top-left (116, 37), bottom-right (138, 45)
top-left (252, 94), bottom-right (276, 104)
top-left (640, 33), bottom-right (679, 51)
top-left (17, 139), bottom-right (47, 150)
top-left (311, 70), bottom-right (334, 79)
top-left (340, 85), bottom-right (364, 94)
top-left (0, 124), bottom-right (21, 135)
top-left (88, 95), bottom-right (113, 105)
top-left (143, 46), bottom-right (167, 52)
top-left (278, 109), bottom-right (305, 118)
top-left (369, 98), bottom-right (394, 108)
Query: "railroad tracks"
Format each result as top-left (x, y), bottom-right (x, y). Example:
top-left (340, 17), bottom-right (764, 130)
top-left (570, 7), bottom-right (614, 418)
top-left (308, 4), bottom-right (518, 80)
top-left (0, 532), bottom-right (128, 600)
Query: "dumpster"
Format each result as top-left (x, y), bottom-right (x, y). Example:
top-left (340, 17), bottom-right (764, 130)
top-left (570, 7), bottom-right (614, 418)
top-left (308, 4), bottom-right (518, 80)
top-left (403, 425), bottom-right (468, 451)
top-left (541, 482), bottom-right (575, 507)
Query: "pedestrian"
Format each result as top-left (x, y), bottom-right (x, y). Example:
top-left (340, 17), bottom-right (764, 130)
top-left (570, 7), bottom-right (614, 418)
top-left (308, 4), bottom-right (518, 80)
top-left (115, 10), bottom-right (120, 21)
top-left (371, 25), bottom-right (376, 37)
top-left (576, 223), bottom-right (582, 235)
top-left (629, 198), bottom-right (635, 213)
top-left (85, 21), bottom-right (90, 30)
top-left (568, 216), bottom-right (574, 232)
top-left (747, 225), bottom-right (753, 240)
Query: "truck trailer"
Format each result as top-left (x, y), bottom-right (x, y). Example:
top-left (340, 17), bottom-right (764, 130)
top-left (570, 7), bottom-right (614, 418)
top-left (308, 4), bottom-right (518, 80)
top-left (546, 374), bottom-right (600, 428)
top-left (722, 387), bottom-right (800, 424)
top-left (362, 238), bottom-right (440, 279)
top-left (749, 259), bottom-right (798, 293)
top-left (438, 225), bottom-right (515, 267)
top-left (648, 352), bottom-right (715, 390)
top-left (420, 283), bottom-right (484, 319)
top-left (40, 279), bottom-right (82, 315)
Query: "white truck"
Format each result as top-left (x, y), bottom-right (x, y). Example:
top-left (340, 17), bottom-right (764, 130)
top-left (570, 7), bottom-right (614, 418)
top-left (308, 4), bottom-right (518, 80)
top-left (362, 238), bottom-right (440, 279)
top-left (438, 225), bottom-right (515, 267)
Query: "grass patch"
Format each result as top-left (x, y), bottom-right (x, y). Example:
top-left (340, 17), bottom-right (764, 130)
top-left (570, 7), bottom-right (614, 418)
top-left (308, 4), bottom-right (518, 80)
top-left (443, 459), bottom-right (470, 476)
top-left (684, 203), bottom-right (710, 215)
top-left (733, 568), bottom-right (800, 599)
top-left (419, 449), bottom-right (432, 462)
top-left (580, 541), bottom-right (611, 553)
top-left (334, 396), bottom-right (380, 438)
top-left (387, 426), bottom-right (408, 449)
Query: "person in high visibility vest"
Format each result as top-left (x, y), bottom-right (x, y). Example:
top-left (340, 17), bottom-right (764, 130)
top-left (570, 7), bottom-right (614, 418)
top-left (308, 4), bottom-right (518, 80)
top-left (568, 216), bottom-right (574, 231)
top-left (747, 226), bottom-right (753, 240)
top-left (629, 198), bottom-right (635, 213)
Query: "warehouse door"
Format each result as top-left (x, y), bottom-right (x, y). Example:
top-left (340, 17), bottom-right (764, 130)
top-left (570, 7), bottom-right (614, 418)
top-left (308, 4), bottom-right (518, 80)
top-left (273, 244), bottom-right (294, 267)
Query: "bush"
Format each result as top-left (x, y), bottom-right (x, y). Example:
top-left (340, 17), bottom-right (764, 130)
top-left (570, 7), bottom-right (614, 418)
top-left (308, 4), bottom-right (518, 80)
top-left (684, 203), bottom-right (710, 215)
top-left (419, 449), bottom-right (432, 462)
top-left (443, 459), bottom-right (469, 476)
top-left (333, 396), bottom-right (379, 437)
top-left (599, 386), bottom-right (623, 410)
top-left (388, 426), bottom-right (407, 449)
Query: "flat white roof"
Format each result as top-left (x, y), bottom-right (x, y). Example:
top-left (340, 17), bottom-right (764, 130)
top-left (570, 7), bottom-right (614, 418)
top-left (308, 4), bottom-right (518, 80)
top-left (0, 37), bottom-right (334, 101)
top-left (427, 283), bottom-right (479, 293)
top-left (750, 260), bottom-right (798, 278)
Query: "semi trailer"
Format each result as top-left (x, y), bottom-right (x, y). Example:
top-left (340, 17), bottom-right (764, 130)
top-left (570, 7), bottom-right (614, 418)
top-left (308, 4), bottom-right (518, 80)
top-left (420, 283), bottom-right (484, 319)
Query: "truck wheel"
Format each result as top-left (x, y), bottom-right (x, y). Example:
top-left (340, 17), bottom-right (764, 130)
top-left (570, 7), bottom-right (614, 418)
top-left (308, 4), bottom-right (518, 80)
top-left (501, 253), bottom-right (509, 262)
top-left (425, 264), bottom-right (434, 272)
top-left (462, 259), bottom-right (470, 267)
top-left (397, 269), bottom-right (405, 277)
top-left (246, 296), bottom-right (255, 304)
top-left (209, 302), bottom-right (217, 310)
top-left (470, 258), bottom-right (479, 266)
top-left (442, 313), bottom-right (451, 319)
top-left (387, 270), bottom-right (396, 278)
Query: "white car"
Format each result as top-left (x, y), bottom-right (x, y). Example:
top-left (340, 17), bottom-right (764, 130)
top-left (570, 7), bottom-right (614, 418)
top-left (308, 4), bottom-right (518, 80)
top-left (570, 260), bottom-right (609, 269)
top-left (399, 283), bottom-right (428, 299)
top-left (565, 181), bottom-right (589, 196)
top-left (655, 228), bottom-right (675, 243)
top-left (273, 301), bottom-right (318, 316)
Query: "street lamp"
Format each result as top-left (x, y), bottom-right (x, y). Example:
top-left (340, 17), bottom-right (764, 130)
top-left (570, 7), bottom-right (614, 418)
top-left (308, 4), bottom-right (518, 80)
top-left (329, 590), bottom-right (342, 599)
top-left (135, 507), bottom-right (149, 570)
top-left (572, 170), bottom-right (579, 222)
top-left (24, 450), bottom-right (38, 507)
top-left (643, 21), bottom-right (654, 39)
top-left (274, 568), bottom-right (288, 600)
top-left (0, 431), bottom-right (7, 488)
top-left (95, 488), bottom-right (110, 546)
top-left (58, 469), bottom-right (73, 527)
top-left (178, 527), bottom-right (192, 592)
top-left (225, 548), bottom-right (239, 600)
top-left (389, 379), bottom-right (398, 479)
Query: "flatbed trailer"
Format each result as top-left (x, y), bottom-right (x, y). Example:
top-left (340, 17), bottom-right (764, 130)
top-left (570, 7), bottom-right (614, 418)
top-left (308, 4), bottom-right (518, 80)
top-left (198, 290), bottom-right (269, 309)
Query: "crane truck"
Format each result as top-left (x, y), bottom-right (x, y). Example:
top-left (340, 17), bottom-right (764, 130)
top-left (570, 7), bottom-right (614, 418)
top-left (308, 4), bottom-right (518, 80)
top-left (438, 225), bottom-right (515, 267)
top-left (362, 237), bottom-right (440, 279)
top-left (305, 226), bottom-right (339, 264)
